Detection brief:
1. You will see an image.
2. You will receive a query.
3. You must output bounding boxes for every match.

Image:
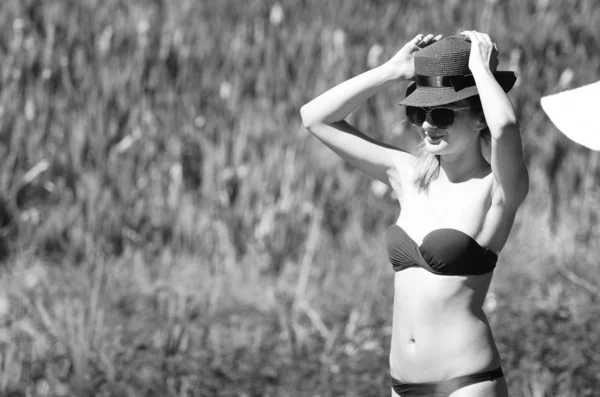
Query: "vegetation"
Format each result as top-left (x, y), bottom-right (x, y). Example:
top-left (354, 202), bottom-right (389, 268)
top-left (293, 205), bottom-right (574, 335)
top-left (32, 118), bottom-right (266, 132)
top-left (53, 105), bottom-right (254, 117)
top-left (0, 0), bottom-right (598, 396)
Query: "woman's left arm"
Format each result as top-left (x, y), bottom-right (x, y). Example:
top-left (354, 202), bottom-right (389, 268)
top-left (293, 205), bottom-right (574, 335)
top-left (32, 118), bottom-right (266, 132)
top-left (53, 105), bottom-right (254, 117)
top-left (462, 31), bottom-right (529, 207)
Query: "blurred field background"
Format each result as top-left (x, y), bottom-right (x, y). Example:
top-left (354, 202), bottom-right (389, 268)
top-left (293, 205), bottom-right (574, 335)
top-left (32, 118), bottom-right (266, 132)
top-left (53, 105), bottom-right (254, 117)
top-left (0, 0), bottom-right (599, 396)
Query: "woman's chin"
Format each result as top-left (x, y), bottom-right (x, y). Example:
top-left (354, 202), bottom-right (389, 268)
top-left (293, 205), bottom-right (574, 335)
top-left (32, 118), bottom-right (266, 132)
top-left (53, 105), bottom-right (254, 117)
top-left (423, 140), bottom-right (448, 154)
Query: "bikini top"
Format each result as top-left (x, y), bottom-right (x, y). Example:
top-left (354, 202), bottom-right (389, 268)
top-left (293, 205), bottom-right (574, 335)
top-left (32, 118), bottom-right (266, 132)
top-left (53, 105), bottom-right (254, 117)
top-left (386, 224), bottom-right (498, 276)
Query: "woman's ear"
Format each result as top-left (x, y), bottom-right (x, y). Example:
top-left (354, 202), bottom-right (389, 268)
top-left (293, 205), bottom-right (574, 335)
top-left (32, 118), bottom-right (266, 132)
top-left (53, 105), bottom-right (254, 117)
top-left (480, 134), bottom-right (491, 164)
top-left (474, 109), bottom-right (488, 131)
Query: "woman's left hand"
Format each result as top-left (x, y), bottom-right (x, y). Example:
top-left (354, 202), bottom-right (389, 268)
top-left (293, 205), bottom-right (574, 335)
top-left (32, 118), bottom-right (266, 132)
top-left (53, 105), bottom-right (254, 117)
top-left (460, 31), bottom-right (499, 74)
top-left (385, 33), bottom-right (443, 80)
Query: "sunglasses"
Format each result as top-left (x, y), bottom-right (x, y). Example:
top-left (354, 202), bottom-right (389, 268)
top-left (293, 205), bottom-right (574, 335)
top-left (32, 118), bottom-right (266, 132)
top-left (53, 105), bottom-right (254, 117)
top-left (405, 106), bottom-right (473, 129)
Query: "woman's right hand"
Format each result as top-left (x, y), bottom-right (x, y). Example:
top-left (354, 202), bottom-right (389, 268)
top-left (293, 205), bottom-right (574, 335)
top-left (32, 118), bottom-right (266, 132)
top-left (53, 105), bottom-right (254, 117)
top-left (384, 33), bottom-right (442, 81)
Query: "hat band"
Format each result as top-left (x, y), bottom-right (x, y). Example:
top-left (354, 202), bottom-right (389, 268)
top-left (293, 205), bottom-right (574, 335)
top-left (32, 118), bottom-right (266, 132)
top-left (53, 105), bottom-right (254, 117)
top-left (415, 74), bottom-right (476, 92)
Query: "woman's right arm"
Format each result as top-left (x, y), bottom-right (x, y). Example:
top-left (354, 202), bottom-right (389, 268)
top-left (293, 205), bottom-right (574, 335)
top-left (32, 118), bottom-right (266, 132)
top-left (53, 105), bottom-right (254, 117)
top-left (300, 34), bottom-right (439, 186)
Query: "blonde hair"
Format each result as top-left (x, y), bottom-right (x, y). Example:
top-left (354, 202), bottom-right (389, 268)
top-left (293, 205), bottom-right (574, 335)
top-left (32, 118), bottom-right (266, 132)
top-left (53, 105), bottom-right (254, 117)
top-left (413, 96), bottom-right (490, 193)
top-left (413, 148), bottom-right (441, 193)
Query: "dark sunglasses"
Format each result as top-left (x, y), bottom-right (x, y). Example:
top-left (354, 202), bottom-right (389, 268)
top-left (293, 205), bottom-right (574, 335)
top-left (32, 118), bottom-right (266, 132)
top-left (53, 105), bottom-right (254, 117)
top-left (405, 106), bottom-right (472, 129)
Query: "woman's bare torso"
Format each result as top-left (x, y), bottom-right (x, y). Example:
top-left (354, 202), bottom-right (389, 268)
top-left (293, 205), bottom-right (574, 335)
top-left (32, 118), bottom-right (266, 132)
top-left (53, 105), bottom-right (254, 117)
top-left (387, 161), bottom-right (512, 383)
top-left (390, 269), bottom-right (500, 382)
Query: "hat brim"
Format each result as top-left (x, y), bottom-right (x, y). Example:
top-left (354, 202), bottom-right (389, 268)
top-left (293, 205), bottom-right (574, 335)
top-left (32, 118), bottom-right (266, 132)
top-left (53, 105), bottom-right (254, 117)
top-left (541, 80), bottom-right (600, 150)
top-left (399, 72), bottom-right (517, 107)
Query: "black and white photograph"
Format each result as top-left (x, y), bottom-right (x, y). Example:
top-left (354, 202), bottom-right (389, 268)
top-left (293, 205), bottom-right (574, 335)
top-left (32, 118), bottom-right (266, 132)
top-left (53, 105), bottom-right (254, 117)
top-left (0, 0), bottom-right (598, 396)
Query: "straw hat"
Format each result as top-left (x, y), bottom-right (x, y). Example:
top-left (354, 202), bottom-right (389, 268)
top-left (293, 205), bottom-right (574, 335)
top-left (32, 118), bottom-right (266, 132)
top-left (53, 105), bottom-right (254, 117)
top-left (400, 35), bottom-right (517, 107)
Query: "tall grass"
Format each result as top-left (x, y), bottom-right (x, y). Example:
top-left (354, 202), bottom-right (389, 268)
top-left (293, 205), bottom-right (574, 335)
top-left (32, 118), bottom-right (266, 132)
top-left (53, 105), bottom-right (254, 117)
top-left (0, 0), bottom-right (598, 396)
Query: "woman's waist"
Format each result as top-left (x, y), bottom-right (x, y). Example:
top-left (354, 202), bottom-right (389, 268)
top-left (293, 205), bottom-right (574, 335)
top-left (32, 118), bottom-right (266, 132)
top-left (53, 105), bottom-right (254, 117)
top-left (391, 308), bottom-right (493, 349)
top-left (393, 268), bottom-right (490, 313)
top-left (393, 291), bottom-right (488, 327)
top-left (392, 282), bottom-right (492, 347)
top-left (389, 308), bottom-right (499, 382)
top-left (390, 349), bottom-right (501, 385)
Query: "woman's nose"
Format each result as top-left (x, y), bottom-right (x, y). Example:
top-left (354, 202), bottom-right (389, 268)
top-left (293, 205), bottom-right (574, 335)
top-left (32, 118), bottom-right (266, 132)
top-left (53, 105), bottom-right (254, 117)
top-left (422, 120), bottom-right (437, 130)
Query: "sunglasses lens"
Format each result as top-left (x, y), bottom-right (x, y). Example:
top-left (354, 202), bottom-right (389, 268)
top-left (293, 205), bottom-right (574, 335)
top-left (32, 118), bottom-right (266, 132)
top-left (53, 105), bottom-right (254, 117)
top-left (431, 108), bottom-right (455, 129)
top-left (406, 107), bottom-right (425, 126)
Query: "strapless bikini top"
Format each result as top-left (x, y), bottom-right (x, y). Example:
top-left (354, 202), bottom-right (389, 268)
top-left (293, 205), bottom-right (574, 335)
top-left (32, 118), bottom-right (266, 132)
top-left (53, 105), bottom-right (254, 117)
top-left (386, 224), bottom-right (498, 276)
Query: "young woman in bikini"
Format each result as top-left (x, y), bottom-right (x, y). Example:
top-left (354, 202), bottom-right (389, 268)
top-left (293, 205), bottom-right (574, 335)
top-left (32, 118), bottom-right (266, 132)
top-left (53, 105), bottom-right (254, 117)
top-left (300, 31), bottom-right (528, 397)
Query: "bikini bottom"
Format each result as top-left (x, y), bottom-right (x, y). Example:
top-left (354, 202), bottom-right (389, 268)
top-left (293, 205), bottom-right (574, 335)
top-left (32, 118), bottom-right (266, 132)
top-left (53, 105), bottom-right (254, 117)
top-left (391, 367), bottom-right (504, 397)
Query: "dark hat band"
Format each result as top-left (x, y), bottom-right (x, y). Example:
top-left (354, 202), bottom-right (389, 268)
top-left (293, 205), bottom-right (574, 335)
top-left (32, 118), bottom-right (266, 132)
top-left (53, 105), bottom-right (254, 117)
top-left (415, 74), bottom-right (476, 92)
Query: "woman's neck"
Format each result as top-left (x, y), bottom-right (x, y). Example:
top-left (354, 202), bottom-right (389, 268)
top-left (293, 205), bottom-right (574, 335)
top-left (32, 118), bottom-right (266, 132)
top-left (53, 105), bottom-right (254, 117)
top-left (439, 142), bottom-right (490, 183)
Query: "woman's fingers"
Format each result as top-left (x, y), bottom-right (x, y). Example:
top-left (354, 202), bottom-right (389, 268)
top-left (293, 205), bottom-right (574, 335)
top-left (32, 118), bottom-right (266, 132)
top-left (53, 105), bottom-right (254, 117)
top-left (472, 31), bottom-right (486, 45)
top-left (410, 34), bottom-right (425, 45)
top-left (401, 34), bottom-right (424, 53)
top-left (480, 32), bottom-right (493, 46)
top-left (418, 33), bottom-right (438, 47)
top-left (460, 30), bottom-right (475, 41)
top-left (461, 30), bottom-right (496, 51)
top-left (479, 33), bottom-right (496, 57)
top-left (407, 33), bottom-right (443, 50)
top-left (460, 30), bottom-right (499, 71)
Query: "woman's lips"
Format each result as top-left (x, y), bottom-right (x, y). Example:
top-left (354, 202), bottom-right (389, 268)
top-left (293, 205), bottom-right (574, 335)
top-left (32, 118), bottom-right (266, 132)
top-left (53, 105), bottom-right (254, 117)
top-left (426, 134), bottom-right (445, 144)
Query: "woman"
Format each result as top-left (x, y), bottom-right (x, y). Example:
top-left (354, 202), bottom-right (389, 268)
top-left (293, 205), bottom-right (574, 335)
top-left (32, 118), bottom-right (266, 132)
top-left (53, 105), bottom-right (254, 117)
top-left (300, 31), bottom-right (528, 397)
